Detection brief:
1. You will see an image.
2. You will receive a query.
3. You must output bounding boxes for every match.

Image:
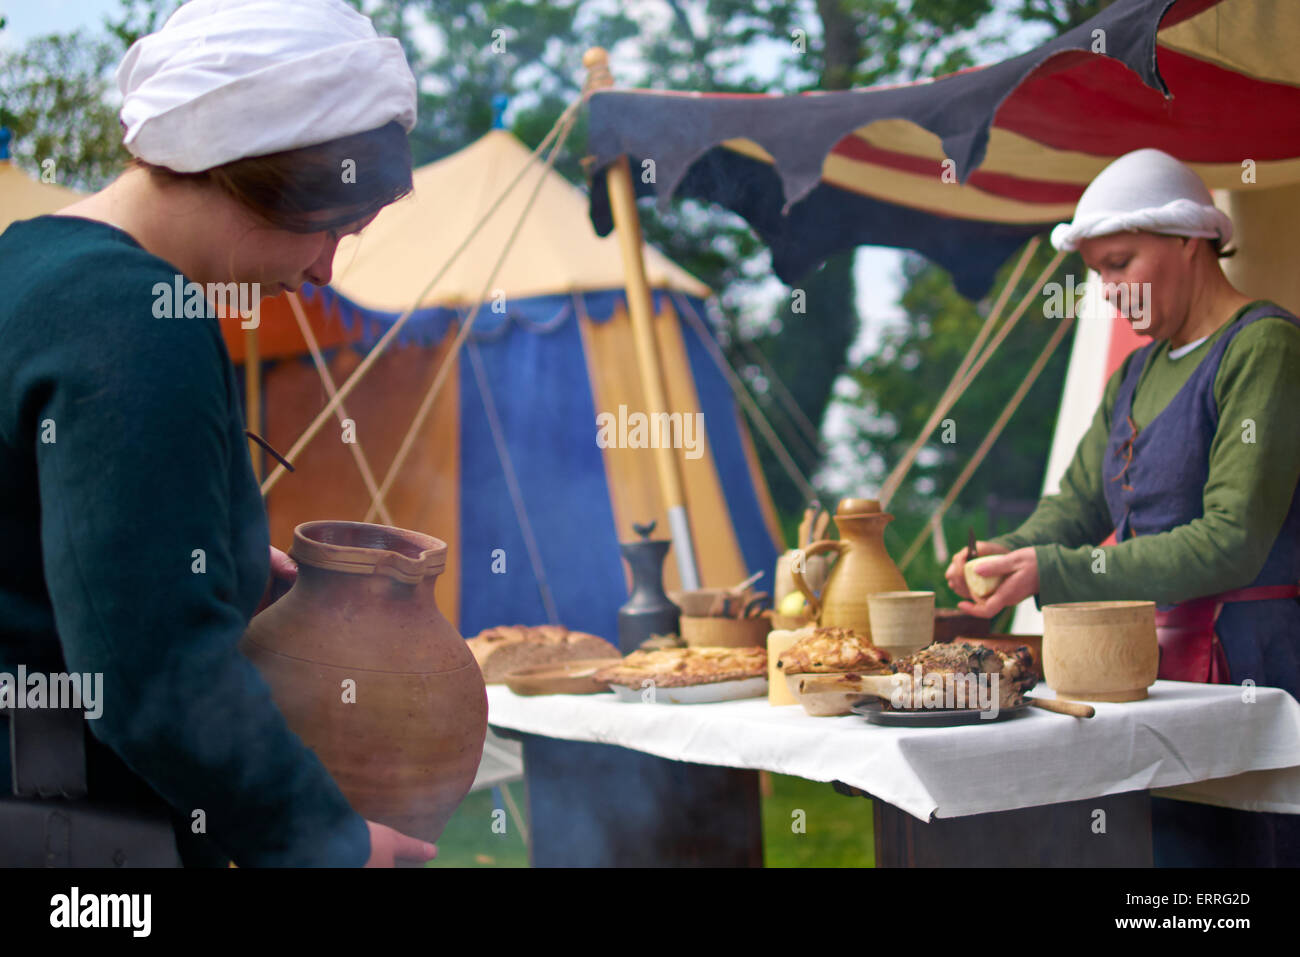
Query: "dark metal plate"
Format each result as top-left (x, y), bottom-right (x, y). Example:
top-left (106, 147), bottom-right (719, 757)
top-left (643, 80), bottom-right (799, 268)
top-left (851, 698), bottom-right (1030, 727)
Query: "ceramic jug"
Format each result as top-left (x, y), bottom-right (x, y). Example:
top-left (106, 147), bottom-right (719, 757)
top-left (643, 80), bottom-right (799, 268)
top-left (617, 520), bottom-right (680, 654)
top-left (790, 498), bottom-right (907, 637)
top-left (241, 521), bottom-right (487, 843)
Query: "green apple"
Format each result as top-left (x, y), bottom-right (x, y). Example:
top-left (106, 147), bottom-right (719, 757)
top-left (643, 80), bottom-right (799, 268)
top-left (779, 591), bottom-right (807, 617)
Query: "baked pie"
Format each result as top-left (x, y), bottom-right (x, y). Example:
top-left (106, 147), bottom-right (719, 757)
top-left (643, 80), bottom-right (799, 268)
top-left (593, 647), bottom-right (767, 688)
top-left (777, 626), bottom-right (892, 675)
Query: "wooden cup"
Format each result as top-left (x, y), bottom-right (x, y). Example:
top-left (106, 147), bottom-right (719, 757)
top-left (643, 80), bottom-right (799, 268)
top-left (866, 591), bottom-right (935, 658)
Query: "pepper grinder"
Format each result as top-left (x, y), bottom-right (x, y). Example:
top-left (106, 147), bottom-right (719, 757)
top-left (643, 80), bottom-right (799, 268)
top-left (617, 520), bottom-right (681, 654)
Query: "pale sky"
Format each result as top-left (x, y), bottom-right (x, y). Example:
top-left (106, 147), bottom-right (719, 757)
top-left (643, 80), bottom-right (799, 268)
top-left (0, 0), bottom-right (124, 47)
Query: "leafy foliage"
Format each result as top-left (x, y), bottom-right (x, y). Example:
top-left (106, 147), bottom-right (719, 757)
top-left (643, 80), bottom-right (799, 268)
top-left (0, 30), bottom-right (129, 191)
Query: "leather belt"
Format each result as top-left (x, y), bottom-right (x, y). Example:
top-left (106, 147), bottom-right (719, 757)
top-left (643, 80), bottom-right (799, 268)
top-left (1156, 583), bottom-right (1300, 684)
top-left (0, 704), bottom-right (182, 867)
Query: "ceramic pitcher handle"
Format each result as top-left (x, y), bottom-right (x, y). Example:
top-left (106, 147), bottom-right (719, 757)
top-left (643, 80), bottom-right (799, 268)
top-left (790, 540), bottom-right (845, 623)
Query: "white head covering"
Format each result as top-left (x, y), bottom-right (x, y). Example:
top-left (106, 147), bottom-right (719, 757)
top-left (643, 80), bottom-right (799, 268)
top-left (117, 0), bottom-right (417, 173)
top-left (1050, 148), bottom-right (1232, 252)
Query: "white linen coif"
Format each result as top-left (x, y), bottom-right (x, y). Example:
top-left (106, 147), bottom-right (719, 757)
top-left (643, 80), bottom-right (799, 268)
top-left (1051, 148), bottom-right (1233, 252)
top-left (117, 0), bottom-right (417, 173)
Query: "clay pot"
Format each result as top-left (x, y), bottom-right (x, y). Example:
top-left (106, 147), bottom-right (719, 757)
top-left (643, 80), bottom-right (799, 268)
top-left (1042, 601), bottom-right (1158, 702)
top-left (241, 521), bottom-right (487, 843)
top-left (790, 498), bottom-right (907, 638)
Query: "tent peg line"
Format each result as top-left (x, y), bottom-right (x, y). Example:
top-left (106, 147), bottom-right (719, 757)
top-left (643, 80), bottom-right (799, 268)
top-left (259, 91), bottom-right (585, 498)
top-left (879, 235), bottom-right (1039, 506)
top-left (880, 242), bottom-right (1065, 508)
top-left (735, 332), bottom-right (825, 456)
top-left (285, 291), bottom-right (393, 525)
top-left (899, 308), bottom-right (1076, 570)
top-left (362, 99), bottom-right (581, 523)
top-left (671, 290), bottom-right (818, 503)
top-left (464, 340), bottom-right (561, 625)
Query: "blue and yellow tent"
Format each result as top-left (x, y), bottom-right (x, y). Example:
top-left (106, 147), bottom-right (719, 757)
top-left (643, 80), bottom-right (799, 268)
top-left (225, 128), bottom-right (782, 642)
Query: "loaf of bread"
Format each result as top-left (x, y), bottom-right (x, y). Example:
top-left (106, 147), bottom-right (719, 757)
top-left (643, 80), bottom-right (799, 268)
top-left (467, 624), bottom-right (619, 683)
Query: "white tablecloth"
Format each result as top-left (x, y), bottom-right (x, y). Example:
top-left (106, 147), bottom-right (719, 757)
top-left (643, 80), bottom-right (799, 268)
top-left (487, 680), bottom-right (1300, 822)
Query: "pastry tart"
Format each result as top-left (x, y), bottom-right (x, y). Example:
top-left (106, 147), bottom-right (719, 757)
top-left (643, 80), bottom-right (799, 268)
top-left (777, 625), bottom-right (892, 675)
top-left (593, 647), bottom-right (767, 688)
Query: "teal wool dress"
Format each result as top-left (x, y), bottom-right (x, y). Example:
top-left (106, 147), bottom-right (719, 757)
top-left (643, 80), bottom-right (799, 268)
top-left (0, 216), bottom-right (369, 866)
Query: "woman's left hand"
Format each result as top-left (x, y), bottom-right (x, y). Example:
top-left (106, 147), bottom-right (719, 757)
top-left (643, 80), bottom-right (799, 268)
top-left (955, 546), bottom-right (1040, 619)
top-left (256, 546), bottom-right (298, 614)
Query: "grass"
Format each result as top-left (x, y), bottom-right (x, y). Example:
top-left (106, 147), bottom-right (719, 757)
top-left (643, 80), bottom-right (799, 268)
top-left (427, 771), bottom-right (874, 867)
top-left (427, 785), bottom-right (530, 868)
top-left (762, 772), bottom-right (875, 868)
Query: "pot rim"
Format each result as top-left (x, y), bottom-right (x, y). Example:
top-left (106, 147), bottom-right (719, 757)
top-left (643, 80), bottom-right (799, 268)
top-left (1043, 600), bottom-right (1156, 613)
top-left (290, 521), bottom-right (447, 584)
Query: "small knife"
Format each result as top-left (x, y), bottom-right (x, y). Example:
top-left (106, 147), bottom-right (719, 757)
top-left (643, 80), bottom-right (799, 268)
top-left (966, 528), bottom-right (978, 563)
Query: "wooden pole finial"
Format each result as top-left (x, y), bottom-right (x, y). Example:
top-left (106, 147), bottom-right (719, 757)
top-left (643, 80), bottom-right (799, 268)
top-left (583, 46), bottom-right (614, 92)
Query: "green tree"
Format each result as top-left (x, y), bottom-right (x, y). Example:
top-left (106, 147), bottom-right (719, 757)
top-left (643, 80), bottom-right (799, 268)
top-left (1015, 0), bottom-right (1117, 33)
top-left (0, 0), bottom-right (180, 189)
top-left (0, 30), bottom-right (127, 190)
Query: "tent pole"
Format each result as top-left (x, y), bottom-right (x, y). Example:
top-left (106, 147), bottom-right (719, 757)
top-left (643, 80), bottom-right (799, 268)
top-left (583, 47), bottom-right (700, 590)
top-left (244, 324), bottom-right (261, 479)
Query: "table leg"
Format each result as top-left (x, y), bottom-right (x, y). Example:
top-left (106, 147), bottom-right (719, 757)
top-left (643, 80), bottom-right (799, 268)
top-left (512, 733), bottom-right (763, 867)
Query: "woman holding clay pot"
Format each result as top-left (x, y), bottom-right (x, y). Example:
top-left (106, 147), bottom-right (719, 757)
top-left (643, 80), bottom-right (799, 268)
top-left (945, 148), bottom-right (1300, 867)
top-left (0, 0), bottom-right (432, 866)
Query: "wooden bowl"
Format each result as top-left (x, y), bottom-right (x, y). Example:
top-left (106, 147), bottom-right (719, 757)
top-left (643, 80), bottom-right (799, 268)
top-left (680, 615), bottom-right (770, 648)
top-left (670, 589), bottom-right (728, 617)
top-left (1043, 601), bottom-right (1158, 702)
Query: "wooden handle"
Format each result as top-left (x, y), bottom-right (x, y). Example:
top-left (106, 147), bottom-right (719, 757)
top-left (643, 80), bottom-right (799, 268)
top-left (789, 540), bottom-right (843, 622)
top-left (796, 673), bottom-right (901, 699)
top-left (1029, 697), bottom-right (1095, 718)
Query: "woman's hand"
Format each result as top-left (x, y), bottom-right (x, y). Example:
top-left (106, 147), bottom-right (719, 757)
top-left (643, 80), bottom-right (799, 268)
top-left (364, 820), bottom-right (437, 867)
top-left (953, 547), bottom-right (1040, 619)
top-left (944, 540), bottom-right (1009, 600)
top-left (255, 546), bottom-right (298, 614)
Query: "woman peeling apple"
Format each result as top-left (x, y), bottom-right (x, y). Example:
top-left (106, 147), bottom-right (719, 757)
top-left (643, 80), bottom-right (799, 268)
top-left (0, 0), bottom-right (432, 866)
top-left (946, 149), bottom-right (1300, 866)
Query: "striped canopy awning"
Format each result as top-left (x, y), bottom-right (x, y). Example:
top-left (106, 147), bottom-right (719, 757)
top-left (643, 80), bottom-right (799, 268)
top-left (586, 0), bottom-right (1300, 299)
